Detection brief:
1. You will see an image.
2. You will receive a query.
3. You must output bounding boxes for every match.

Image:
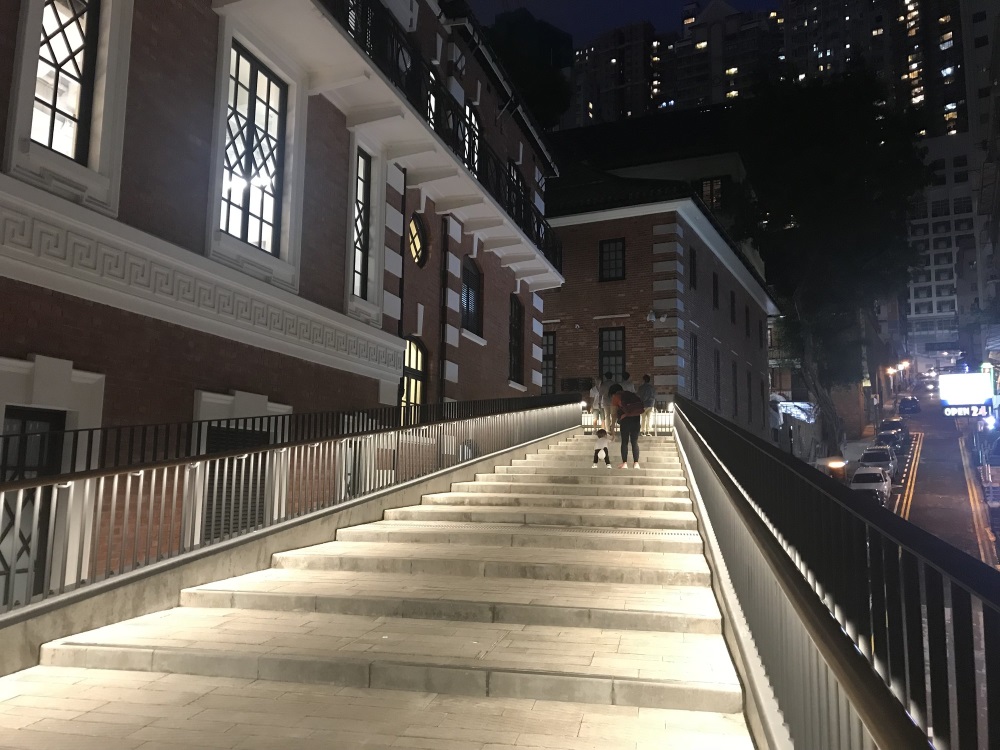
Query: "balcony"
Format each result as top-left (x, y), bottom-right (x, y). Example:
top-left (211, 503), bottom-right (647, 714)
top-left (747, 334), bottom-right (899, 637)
top-left (216, 0), bottom-right (562, 288)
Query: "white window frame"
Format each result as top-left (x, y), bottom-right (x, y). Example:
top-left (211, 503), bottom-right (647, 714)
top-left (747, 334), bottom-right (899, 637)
top-left (4, 0), bottom-right (134, 215)
top-left (344, 130), bottom-right (386, 328)
top-left (205, 15), bottom-right (307, 293)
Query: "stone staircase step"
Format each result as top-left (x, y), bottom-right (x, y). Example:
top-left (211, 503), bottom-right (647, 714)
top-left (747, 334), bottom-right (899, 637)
top-left (449, 481), bottom-right (689, 498)
top-left (336, 520), bottom-right (703, 553)
top-left (527, 453), bottom-right (681, 465)
top-left (180, 568), bottom-right (721, 633)
top-left (477, 471), bottom-right (688, 486)
top-left (419, 492), bottom-right (690, 512)
top-left (499, 464), bottom-right (686, 478)
top-left (384, 503), bottom-right (699, 529)
top-left (271, 541), bottom-right (711, 586)
top-left (41, 608), bottom-right (743, 713)
top-left (0, 666), bottom-right (753, 750)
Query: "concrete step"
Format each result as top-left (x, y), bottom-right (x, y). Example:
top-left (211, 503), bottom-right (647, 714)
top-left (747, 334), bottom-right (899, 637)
top-left (42, 608), bottom-right (743, 713)
top-left (336, 520), bottom-right (704, 554)
top-left (449, 481), bottom-right (689, 498)
top-left (500, 464), bottom-right (685, 478)
top-left (477, 471), bottom-right (688, 486)
top-left (527, 452), bottom-right (681, 465)
top-left (0, 666), bottom-right (754, 750)
top-left (180, 567), bottom-right (721, 633)
top-left (385, 503), bottom-right (699, 529)
top-left (420, 491), bottom-right (691, 512)
top-left (271, 541), bottom-right (711, 586)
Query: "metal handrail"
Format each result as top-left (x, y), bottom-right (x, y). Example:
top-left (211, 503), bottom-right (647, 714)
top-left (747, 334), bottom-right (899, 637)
top-left (314, 0), bottom-right (562, 271)
top-left (0, 394), bottom-right (579, 485)
top-left (0, 400), bottom-right (580, 615)
top-left (675, 394), bottom-right (1000, 749)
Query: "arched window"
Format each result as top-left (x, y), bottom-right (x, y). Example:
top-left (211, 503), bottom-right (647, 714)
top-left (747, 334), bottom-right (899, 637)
top-left (400, 338), bottom-right (427, 412)
top-left (407, 214), bottom-right (427, 267)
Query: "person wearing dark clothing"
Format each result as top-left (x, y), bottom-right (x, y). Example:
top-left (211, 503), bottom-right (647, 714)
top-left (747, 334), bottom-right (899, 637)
top-left (608, 384), bottom-right (643, 468)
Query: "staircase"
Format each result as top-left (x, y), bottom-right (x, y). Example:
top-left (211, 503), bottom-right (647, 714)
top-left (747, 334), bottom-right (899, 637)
top-left (13, 432), bottom-right (753, 748)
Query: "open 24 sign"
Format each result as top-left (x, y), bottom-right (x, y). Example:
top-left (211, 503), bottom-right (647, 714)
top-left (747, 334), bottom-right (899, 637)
top-left (942, 404), bottom-right (993, 418)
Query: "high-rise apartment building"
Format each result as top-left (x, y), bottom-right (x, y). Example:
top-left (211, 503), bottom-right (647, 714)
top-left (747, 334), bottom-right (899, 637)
top-left (560, 1), bottom-right (784, 128)
top-left (562, 23), bottom-right (656, 127)
top-left (783, 0), bottom-right (997, 370)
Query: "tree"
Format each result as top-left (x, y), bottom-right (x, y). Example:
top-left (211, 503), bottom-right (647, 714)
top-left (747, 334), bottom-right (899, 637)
top-left (734, 73), bottom-right (929, 450)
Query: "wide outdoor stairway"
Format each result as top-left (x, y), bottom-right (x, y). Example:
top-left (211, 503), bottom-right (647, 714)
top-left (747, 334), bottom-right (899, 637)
top-left (0, 433), bottom-right (754, 749)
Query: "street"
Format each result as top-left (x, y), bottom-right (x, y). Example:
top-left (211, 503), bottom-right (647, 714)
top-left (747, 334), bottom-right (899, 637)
top-left (887, 389), bottom-right (999, 567)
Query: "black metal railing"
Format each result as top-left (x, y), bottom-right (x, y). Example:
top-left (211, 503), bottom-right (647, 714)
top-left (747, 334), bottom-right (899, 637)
top-left (675, 394), bottom-right (1000, 749)
top-left (316, 0), bottom-right (562, 272)
top-left (0, 394), bottom-right (579, 485)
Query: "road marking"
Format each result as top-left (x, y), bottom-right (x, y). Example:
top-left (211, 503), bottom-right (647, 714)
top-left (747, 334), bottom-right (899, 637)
top-left (899, 432), bottom-right (923, 519)
top-left (957, 437), bottom-right (1000, 568)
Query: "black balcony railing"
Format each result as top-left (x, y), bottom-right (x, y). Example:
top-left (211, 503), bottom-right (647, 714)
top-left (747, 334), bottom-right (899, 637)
top-left (0, 394), bottom-right (579, 486)
top-left (316, 0), bottom-right (562, 272)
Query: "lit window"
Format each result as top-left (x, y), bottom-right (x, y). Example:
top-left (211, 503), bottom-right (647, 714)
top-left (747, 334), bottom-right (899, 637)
top-left (696, 41), bottom-right (708, 50)
top-left (726, 90), bottom-right (739, 98)
top-left (940, 40), bottom-right (953, 50)
top-left (945, 102), bottom-right (957, 111)
top-left (461, 257), bottom-right (483, 335)
top-left (30, 0), bottom-right (100, 162)
top-left (941, 67), bottom-right (954, 76)
top-left (220, 42), bottom-right (288, 256)
top-left (684, 16), bottom-right (695, 25)
top-left (939, 15), bottom-right (951, 23)
top-left (610, 57), bottom-right (617, 64)
top-left (872, 28), bottom-right (884, 36)
top-left (400, 338), bottom-right (427, 416)
top-left (798, 73), bottom-right (806, 81)
top-left (725, 67), bottom-right (738, 75)
top-left (407, 214), bottom-right (427, 267)
top-left (770, 11), bottom-right (777, 18)
top-left (351, 148), bottom-right (373, 298)
top-left (464, 103), bottom-right (480, 174)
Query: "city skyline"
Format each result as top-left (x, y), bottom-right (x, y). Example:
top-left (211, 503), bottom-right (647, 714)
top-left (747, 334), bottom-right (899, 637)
top-left (466, 0), bottom-right (779, 44)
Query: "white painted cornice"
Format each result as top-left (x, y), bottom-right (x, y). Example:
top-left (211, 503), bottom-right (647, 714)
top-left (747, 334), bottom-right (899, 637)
top-left (0, 175), bottom-right (404, 384)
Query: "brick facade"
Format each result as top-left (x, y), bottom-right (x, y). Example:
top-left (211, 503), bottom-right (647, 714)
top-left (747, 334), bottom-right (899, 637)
top-left (544, 203), bottom-right (772, 438)
top-left (0, 0), bottom-right (553, 429)
top-left (0, 277), bottom-right (377, 427)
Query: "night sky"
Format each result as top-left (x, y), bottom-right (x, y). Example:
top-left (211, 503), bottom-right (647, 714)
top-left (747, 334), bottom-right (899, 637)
top-left (466, 0), bottom-right (780, 45)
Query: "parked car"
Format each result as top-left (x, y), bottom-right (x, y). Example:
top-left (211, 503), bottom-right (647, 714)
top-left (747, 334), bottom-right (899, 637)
top-left (880, 417), bottom-right (910, 442)
top-left (897, 396), bottom-right (921, 414)
top-left (874, 430), bottom-right (905, 451)
top-left (859, 446), bottom-right (897, 478)
top-left (853, 487), bottom-right (890, 508)
top-left (850, 467), bottom-right (892, 498)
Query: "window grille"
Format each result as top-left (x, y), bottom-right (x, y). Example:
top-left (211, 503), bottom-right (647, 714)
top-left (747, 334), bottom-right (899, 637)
top-left (400, 338), bottom-right (427, 411)
top-left (221, 42), bottom-right (288, 256)
top-left (31, 0), bottom-right (101, 162)
top-left (352, 148), bottom-right (373, 298)
top-left (408, 214), bottom-right (427, 267)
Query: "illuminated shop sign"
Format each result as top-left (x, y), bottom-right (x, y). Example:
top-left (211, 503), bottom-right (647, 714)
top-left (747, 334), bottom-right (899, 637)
top-left (943, 405), bottom-right (992, 418)
top-left (939, 373), bottom-right (995, 418)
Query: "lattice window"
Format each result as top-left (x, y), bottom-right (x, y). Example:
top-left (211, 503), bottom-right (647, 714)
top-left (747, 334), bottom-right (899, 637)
top-left (464, 103), bottom-right (480, 174)
top-left (400, 338), bottom-right (426, 410)
top-left (509, 295), bottom-right (524, 384)
top-left (31, 0), bottom-right (101, 162)
top-left (220, 42), bottom-right (288, 256)
top-left (408, 214), bottom-right (427, 267)
top-left (352, 148), bottom-right (373, 299)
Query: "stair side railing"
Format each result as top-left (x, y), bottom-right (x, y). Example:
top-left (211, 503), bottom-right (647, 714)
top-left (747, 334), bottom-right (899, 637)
top-left (0, 398), bottom-right (581, 617)
top-left (674, 394), bottom-right (1000, 750)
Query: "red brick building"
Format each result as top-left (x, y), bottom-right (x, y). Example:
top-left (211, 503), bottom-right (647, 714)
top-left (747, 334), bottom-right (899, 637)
top-left (542, 169), bottom-right (779, 438)
top-left (0, 0), bottom-right (562, 440)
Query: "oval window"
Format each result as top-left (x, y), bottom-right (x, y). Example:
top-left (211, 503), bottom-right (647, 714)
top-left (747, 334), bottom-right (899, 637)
top-left (408, 214), bottom-right (427, 267)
